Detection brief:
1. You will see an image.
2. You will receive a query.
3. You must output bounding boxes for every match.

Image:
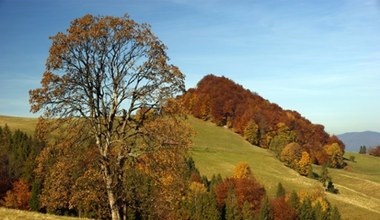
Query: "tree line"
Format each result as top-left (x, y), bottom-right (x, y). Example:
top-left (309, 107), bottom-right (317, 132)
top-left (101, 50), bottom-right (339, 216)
top-left (181, 75), bottom-right (346, 175)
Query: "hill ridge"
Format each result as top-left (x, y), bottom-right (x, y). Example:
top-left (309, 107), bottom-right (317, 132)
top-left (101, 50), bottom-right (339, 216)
top-left (338, 131), bottom-right (380, 152)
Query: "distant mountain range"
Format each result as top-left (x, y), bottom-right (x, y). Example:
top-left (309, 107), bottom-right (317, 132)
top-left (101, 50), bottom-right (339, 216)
top-left (338, 131), bottom-right (380, 152)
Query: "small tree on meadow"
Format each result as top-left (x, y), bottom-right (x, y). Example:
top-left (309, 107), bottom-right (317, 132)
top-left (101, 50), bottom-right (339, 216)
top-left (359, 145), bottom-right (367, 154)
top-left (276, 182), bottom-right (286, 198)
top-left (244, 121), bottom-right (260, 146)
top-left (319, 164), bottom-right (329, 187)
top-left (297, 151), bottom-right (312, 176)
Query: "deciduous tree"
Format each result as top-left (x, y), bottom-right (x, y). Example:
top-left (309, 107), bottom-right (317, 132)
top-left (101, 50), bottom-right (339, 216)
top-left (280, 142), bottom-right (302, 168)
top-left (297, 151), bottom-right (312, 176)
top-left (369, 146), bottom-right (380, 157)
top-left (29, 14), bottom-right (186, 220)
top-left (3, 178), bottom-right (31, 210)
top-left (233, 162), bottom-right (253, 179)
top-left (324, 143), bottom-right (344, 168)
top-left (244, 121), bottom-right (260, 146)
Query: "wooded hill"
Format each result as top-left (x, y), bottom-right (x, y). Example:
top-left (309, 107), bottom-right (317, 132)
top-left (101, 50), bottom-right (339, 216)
top-left (182, 75), bottom-right (345, 169)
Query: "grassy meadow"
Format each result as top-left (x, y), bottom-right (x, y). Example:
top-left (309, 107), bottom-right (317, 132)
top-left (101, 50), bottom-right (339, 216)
top-left (188, 116), bottom-right (380, 220)
top-left (0, 115), bottom-right (37, 135)
top-left (0, 115), bottom-right (379, 219)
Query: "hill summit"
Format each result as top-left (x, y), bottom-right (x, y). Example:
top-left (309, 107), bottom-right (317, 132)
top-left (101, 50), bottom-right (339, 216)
top-left (182, 74), bottom-right (345, 167)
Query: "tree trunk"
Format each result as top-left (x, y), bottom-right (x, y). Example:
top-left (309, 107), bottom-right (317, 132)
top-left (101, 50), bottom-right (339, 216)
top-left (103, 164), bottom-right (121, 220)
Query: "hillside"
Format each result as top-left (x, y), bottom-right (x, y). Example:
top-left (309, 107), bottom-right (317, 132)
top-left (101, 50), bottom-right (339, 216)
top-left (338, 131), bottom-right (380, 152)
top-left (1, 115), bottom-right (380, 219)
top-left (182, 75), bottom-right (345, 167)
top-left (188, 116), bottom-right (380, 220)
top-left (0, 115), bottom-right (37, 135)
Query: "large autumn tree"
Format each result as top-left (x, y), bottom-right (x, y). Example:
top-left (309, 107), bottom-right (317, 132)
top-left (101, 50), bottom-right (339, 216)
top-left (29, 14), bottom-right (186, 220)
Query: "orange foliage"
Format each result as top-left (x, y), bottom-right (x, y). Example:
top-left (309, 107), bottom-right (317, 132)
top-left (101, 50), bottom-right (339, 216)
top-left (271, 197), bottom-right (297, 220)
top-left (3, 179), bottom-right (31, 210)
top-left (215, 164), bottom-right (266, 213)
top-left (297, 151), bottom-right (312, 176)
top-left (233, 162), bottom-right (253, 179)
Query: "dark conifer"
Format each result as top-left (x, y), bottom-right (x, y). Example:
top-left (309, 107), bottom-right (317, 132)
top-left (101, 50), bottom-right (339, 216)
top-left (330, 206), bottom-right (341, 220)
top-left (299, 197), bottom-right (314, 220)
top-left (225, 189), bottom-right (241, 220)
top-left (259, 196), bottom-right (274, 220)
top-left (289, 190), bottom-right (300, 210)
top-left (276, 182), bottom-right (286, 198)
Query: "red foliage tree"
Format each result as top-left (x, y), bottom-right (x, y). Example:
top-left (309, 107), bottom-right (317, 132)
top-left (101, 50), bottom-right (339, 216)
top-left (369, 146), bottom-right (380, 157)
top-left (271, 197), bottom-right (297, 220)
top-left (3, 178), bottom-right (31, 210)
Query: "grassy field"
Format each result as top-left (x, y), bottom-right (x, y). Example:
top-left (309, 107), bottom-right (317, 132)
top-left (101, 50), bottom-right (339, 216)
top-left (0, 115), bottom-right (37, 135)
top-left (0, 208), bottom-right (89, 220)
top-left (188, 116), bottom-right (380, 220)
top-left (1, 115), bottom-right (379, 219)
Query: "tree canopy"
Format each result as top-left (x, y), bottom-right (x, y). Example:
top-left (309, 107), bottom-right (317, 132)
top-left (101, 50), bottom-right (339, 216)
top-left (29, 14), bottom-right (188, 220)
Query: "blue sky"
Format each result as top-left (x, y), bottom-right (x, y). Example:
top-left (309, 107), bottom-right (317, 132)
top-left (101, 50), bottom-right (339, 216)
top-left (0, 0), bottom-right (379, 134)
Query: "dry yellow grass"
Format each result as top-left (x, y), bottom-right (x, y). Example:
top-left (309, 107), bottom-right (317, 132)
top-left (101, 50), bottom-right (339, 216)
top-left (0, 115), bottom-right (37, 135)
top-left (0, 208), bottom-right (90, 220)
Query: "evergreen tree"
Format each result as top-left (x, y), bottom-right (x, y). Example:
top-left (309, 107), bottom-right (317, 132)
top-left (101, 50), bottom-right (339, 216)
top-left (29, 180), bottom-right (41, 211)
top-left (203, 192), bottom-right (221, 220)
top-left (259, 196), bottom-right (273, 220)
top-left (299, 197), bottom-right (314, 220)
top-left (319, 164), bottom-right (329, 187)
top-left (289, 190), bottom-right (300, 210)
top-left (210, 174), bottom-right (223, 190)
top-left (329, 206), bottom-right (341, 220)
top-left (276, 182), bottom-right (286, 198)
top-left (184, 157), bottom-right (201, 180)
top-left (326, 179), bottom-right (338, 194)
top-left (313, 201), bottom-right (329, 220)
top-left (307, 165), bottom-right (314, 179)
top-left (225, 189), bottom-right (241, 220)
top-left (241, 201), bottom-right (253, 220)
top-left (359, 146), bottom-right (367, 154)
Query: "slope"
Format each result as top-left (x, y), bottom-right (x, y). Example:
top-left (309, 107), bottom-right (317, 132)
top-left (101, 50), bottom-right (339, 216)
top-left (0, 115), bottom-right (37, 135)
top-left (189, 116), bottom-right (380, 220)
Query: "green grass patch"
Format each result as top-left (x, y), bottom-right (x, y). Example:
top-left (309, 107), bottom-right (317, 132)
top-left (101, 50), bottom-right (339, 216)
top-left (188, 116), bottom-right (380, 220)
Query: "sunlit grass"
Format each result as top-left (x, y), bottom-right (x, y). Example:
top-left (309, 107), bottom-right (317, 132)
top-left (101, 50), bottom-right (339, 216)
top-left (0, 115), bottom-right (37, 135)
top-left (189, 116), bottom-right (380, 220)
top-left (0, 208), bottom-right (90, 220)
